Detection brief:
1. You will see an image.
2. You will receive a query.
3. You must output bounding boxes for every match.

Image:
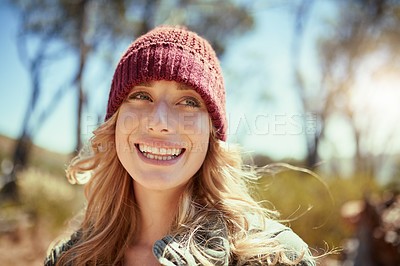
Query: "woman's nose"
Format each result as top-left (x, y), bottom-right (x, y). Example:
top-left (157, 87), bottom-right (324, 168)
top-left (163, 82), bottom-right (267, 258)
top-left (146, 101), bottom-right (175, 134)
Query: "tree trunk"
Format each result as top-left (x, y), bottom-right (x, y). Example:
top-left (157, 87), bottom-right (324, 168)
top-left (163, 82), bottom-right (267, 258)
top-left (0, 132), bottom-right (32, 201)
top-left (290, 0), bottom-right (316, 167)
top-left (0, 39), bottom-right (44, 201)
top-left (306, 132), bottom-right (319, 168)
top-left (74, 0), bottom-right (90, 154)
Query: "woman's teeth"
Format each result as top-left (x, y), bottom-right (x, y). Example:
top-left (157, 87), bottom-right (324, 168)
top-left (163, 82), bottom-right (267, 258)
top-left (138, 144), bottom-right (183, 161)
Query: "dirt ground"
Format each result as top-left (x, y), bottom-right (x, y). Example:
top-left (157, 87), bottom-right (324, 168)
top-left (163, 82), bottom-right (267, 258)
top-left (0, 220), bottom-right (57, 266)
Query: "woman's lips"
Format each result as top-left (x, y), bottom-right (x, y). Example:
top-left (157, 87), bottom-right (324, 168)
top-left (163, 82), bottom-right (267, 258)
top-left (137, 143), bottom-right (184, 158)
top-left (134, 142), bottom-right (186, 165)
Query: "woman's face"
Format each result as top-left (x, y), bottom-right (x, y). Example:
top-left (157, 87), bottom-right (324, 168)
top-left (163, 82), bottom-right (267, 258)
top-left (115, 80), bottom-right (210, 192)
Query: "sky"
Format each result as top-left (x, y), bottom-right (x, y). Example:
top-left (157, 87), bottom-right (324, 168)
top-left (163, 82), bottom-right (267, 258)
top-left (0, 6), bottom-right (30, 139)
top-left (1, 0), bottom-right (398, 167)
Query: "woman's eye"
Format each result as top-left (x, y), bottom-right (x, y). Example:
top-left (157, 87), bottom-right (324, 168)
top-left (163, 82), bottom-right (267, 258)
top-left (179, 97), bottom-right (201, 108)
top-left (128, 92), bottom-right (152, 102)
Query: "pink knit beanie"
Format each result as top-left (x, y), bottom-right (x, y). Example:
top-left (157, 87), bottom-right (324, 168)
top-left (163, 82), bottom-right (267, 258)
top-left (105, 25), bottom-right (227, 141)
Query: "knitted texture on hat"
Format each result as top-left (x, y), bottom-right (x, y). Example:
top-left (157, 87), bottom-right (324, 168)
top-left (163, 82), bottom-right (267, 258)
top-left (105, 25), bottom-right (227, 141)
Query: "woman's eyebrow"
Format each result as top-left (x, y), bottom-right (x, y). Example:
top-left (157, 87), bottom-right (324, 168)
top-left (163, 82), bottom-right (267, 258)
top-left (136, 81), bottom-right (154, 87)
top-left (177, 83), bottom-right (194, 91)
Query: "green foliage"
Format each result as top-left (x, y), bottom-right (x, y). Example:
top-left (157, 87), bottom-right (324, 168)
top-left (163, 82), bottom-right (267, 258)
top-left (252, 170), bottom-right (382, 254)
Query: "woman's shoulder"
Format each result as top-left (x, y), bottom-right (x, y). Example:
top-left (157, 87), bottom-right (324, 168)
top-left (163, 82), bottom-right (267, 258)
top-left (247, 215), bottom-right (316, 265)
top-left (264, 219), bottom-right (309, 252)
top-left (44, 230), bottom-right (82, 266)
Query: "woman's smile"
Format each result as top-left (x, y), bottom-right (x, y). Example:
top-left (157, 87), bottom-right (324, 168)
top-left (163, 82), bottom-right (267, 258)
top-left (137, 143), bottom-right (185, 160)
top-left (134, 141), bottom-right (187, 165)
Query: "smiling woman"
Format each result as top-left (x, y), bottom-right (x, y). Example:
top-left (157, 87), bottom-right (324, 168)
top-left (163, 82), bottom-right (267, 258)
top-left (116, 80), bottom-right (210, 192)
top-left (44, 26), bottom-right (316, 265)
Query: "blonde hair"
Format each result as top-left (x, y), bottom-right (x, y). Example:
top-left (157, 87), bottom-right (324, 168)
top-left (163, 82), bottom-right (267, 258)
top-left (55, 110), bottom-right (308, 265)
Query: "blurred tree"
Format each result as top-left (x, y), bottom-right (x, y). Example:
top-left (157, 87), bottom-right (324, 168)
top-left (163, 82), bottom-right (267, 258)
top-left (289, 0), bottom-right (317, 167)
top-left (291, 0), bottom-right (400, 179)
top-left (1, 0), bottom-right (140, 201)
top-left (318, 0), bottom-right (400, 178)
top-left (2, 0), bottom-right (254, 200)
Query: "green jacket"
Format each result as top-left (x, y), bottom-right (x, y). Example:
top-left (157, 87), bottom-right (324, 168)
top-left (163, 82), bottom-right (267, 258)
top-left (45, 217), bottom-right (315, 265)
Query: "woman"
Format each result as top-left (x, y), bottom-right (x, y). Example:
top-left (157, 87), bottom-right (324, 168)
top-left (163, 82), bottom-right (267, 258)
top-left (45, 26), bottom-right (316, 265)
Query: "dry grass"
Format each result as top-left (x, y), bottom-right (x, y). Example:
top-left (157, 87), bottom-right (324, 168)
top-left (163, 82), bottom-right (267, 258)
top-left (0, 167), bottom-right (84, 265)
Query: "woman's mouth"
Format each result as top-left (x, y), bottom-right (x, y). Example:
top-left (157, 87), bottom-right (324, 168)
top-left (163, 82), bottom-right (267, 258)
top-left (135, 143), bottom-right (185, 161)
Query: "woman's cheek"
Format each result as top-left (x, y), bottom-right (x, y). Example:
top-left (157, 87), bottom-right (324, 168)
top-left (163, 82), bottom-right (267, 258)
top-left (179, 111), bottom-right (210, 136)
top-left (180, 111), bottom-right (210, 154)
top-left (117, 105), bottom-right (141, 134)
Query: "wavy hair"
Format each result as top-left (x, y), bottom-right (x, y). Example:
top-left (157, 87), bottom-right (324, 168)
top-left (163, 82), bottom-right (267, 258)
top-left (55, 110), bottom-right (310, 265)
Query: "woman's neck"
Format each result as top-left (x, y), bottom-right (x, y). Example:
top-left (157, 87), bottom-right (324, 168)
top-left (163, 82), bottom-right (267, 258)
top-left (133, 182), bottom-right (183, 247)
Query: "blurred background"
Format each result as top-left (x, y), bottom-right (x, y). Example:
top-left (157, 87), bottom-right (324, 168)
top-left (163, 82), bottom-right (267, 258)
top-left (1, 0), bottom-right (399, 265)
